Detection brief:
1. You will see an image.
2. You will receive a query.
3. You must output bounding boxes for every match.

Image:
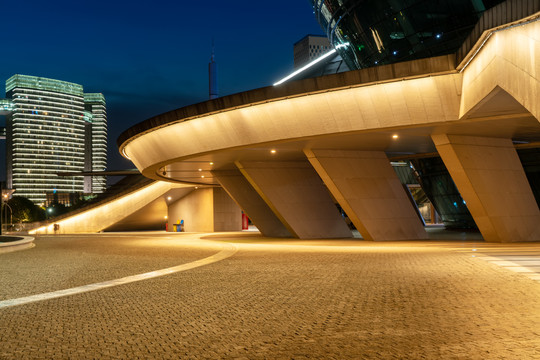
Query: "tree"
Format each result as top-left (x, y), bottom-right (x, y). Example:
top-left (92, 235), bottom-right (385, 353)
top-left (8, 196), bottom-right (46, 223)
top-left (47, 202), bottom-right (68, 218)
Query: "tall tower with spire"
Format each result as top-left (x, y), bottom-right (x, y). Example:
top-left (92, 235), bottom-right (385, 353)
top-left (208, 41), bottom-right (218, 100)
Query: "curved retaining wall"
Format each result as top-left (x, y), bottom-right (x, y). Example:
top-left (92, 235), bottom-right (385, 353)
top-left (0, 236), bottom-right (35, 254)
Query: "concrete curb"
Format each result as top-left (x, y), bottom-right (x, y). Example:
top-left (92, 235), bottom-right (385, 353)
top-left (0, 236), bottom-right (35, 254)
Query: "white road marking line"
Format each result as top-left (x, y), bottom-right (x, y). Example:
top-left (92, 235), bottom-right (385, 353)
top-left (0, 242), bottom-right (237, 309)
top-left (488, 261), bottom-right (540, 266)
top-left (503, 267), bottom-right (536, 273)
top-left (470, 248), bottom-right (540, 282)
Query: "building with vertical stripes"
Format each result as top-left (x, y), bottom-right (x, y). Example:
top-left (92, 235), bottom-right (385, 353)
top-left (5, 75), bottom-right (107, 205)
top-left (84, 93), bottom-right (107, 194)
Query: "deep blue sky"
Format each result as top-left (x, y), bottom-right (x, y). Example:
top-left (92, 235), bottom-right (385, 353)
top-left (0, 0), bottom-right (323, 174)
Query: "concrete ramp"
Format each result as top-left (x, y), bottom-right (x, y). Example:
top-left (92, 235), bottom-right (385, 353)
top-left (30, 181), bottom-right (192, 234)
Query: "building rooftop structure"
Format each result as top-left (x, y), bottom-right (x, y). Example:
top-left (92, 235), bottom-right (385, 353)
top-left (6, 74), bottom-right (83, 96)
top-left (293, 34), bottom-right (333, 69)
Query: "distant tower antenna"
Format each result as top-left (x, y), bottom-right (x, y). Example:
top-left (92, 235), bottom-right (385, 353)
top-left (209, 39), bottom-right (218, 100)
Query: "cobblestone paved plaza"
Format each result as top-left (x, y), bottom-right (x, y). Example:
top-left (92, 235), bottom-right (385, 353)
top-left (1, 232), bottom-right (540, 359)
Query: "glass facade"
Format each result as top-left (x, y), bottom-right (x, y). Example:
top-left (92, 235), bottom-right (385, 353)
top-left (409, 152), bottom-right (540, 229)
top-left (517, 148), bottom-right (540, 207)
top-left (393, 162), bottom-right (442, 225)
top-left (311, 0), bottom-right (506, 70)
top-left (410, 157), bottom-right (477, 229)
top-left (6, 75), bottom-right (107, 205)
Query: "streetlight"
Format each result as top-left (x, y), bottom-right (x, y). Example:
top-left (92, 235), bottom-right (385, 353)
top-left (3, 202), bottom-right (12, 231)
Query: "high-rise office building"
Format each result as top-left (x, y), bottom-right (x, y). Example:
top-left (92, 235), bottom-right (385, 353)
top-left (84, 93), bottom-right (107, 194)
top-left (5, 74), bottom-right (107, 205)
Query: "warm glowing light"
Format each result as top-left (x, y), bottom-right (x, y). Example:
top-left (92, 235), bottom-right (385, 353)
top-left (29, 181), bottom-right (185, 235)
top-left (209, 162), bottom-right (214, 165)
top-left (121, 148), bottom-right (131, 160)
top-left (164, 216), bottom-right (168, 219)
top-left (270, 149), bottom-right (277, 154)
top-left (392, 134), bottom-right (399, 139)
top-left (198, 169), bottom-right (202, 171)
top-left (167, 196), bottom-right (172, 201)
top-left (273, 43), bottom-right (350, 86)
top-left (201, 175), bottom-right (205, 178)
top-left (371, 29), bottom-right (384, 52)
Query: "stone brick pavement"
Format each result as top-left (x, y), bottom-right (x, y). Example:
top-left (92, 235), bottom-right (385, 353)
top-left (1, 232), bottom-right (540, 359)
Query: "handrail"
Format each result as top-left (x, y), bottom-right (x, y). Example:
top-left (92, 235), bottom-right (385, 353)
top-left (456, 0), bottom-right (540, 68)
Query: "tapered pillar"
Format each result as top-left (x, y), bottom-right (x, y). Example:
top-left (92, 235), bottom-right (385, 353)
top-left (432, 134), bottom-right (540, 242)
top-left (211, 169), bottom-right (292, 237)
top-left (236, 161), bottom-right (352, 239)
top-left (305, 149), bottom-right (428, 241)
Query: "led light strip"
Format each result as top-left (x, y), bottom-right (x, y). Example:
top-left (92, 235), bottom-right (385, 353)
top-left (273, 43), bottom-right (349, 86)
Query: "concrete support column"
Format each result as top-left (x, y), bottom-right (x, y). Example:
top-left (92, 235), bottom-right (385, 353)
top-left (432, 134), bottom-right (540, 242)
top-left (213, 187), bottom-right (243, 231)
top-left (305, 149), bottom-right (428, 241)
top-left (211, 169), bottom-right (292, 237)
top-left (236, 161), bottom-right (352, 239)
top-left (168, 187), bottom-right (242, 232)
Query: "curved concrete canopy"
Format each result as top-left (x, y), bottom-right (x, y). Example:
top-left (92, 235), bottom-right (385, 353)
top-left (118, 16), bottom-right (540, 187)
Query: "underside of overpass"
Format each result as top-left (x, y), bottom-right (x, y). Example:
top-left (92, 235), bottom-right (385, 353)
top-left (117, 10), bottom-right (540, 242)
top-left (29, 177), bottom-right (242, 235)
top-left (37, 6), bottom-right (537, 242)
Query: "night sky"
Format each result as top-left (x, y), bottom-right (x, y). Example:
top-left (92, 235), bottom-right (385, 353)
top-left (0, 0), bottom-right (323, 177)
